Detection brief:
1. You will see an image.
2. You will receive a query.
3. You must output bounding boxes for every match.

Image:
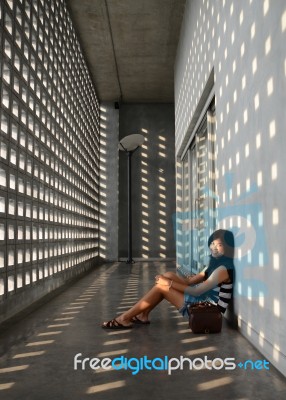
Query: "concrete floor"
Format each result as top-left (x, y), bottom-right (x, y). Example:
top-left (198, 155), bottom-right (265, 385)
top-left (0, 261), bottom-right (286, 400)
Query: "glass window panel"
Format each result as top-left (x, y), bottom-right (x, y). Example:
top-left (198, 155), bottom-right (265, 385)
top-left (8, 275), bottom-right (14, 291)
top-left (18, 225), bottom-right (24, 240)
top-left (0, 196), bottom-right (5, 213)
top-left (18, 200), bottom-right (24, 217)
top-left (3, 62), bottom-right (11, 84)
top-left (32, 204), bottom-right (38, 220)
top-left (17, 273), bottom-right (23, 287)
top-left (4, 39), bottom-right (12, 58)
top-left (22, 86), bottom-right (28, 102)
top-left (12, 100), bottom-right (19, 118)
top-left (8, 224), bottom-right (15, 240)
top-left (32, 269), bottom-right (37, 282)
top-left (23, 43), bottom-right (29, 60)
top-left (15, 4), bottom-right (23, 21)
top-left (10, 148), bottom-right (17, 165)
top-left (26, 181), bottom-right (32, 196)
top-left (18, 177), bottom-right (24, 193)
top-left (19, 153), bottom-right (26, 170)
top-left (27, 158), bottom-right (32, 174)
top-left (2, 87), bottom-right (10, 109)
top-left (0, 140), bottom-right (8, 160)
top-left (28, 136), bottom-right (33, 152)
top-left (22, 64), bottom-right (29, 82)
top-left (25, 271), bottom-right (31, 285)
top-left (20, 130), bottom-right (26, 147)
top-left (13, 75), bottom-right (20, 93)
top-left (0, 113), bottom-right (8, 135)
top-left (8, 248), bottom-right (14, 265)
top-left (24, 20), bottom-right (30, 39)
top-left (14, 53), bottom-right (21, 70)
top-left (8, 197), bottom-right (15, 215)
top-left (9, 173), bottom-right (16, 190)
top-left (0, 168), bottom-right (7, 187)
top-left (30, 54), bottom-right (36, 70)
top-left (26, 225), bottom-right (31, 240)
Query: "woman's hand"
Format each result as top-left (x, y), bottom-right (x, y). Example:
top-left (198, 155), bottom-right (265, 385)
top-left (155, 275), bottom-right (170, 286)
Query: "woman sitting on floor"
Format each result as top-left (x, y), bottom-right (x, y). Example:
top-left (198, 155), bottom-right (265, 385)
top-left (102, 229), bottom-right (235, 329)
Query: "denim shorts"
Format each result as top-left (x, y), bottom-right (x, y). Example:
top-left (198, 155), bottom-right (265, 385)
top-left (178, 293), bottom-right (198, 318)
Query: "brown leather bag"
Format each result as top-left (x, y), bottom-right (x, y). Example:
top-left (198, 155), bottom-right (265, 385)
top-left (188, 301), bottom-right (222, 334)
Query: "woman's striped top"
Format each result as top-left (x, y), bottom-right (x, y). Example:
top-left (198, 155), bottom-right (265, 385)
top-left (207, 282), bottom-right (233, 313)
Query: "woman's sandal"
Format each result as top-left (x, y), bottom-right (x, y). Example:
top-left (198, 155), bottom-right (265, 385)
top-left (102, 318), bottom-right (133, 330)
top-left (131, 316), bottom-right (150, 325)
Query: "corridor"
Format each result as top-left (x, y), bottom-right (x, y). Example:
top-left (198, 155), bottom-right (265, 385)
top-left (0, 262), bottom-right (286, 400)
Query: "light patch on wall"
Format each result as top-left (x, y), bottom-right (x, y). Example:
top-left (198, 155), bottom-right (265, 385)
top-left (271, 163), bottom-right (277, 180)
top-left (257, 171), bottom-right (262, 187)
top-left (252, 57), bottom-right (257, 74)
top-left (251, 22), bottom-right (256, 39)
top-left (233, 89), bottom-right (237, 104)
top-left (265, 36), bottom-right (271, 55)
top-left (232, 60), bottom-right (236, 74)
top-left (224, 48), bottom-right (228, 60)
top-left (243, 109), bottom-right (248, 124)
top-left (240, 42), bottom-right (245, 57)
top-left (282, 10), bottom-right (286, 31)
top-left (242, 75), bottom-right (246, 90)
top-left (239, 10), bottom-right (244, 25)
top-left (273, 299), bottom-right (280, 317)
top-left (272, 208), bottom-right (279, 225)
top-left (247, 321), bottom-right (252, 336)
top-left (259, 294), bottom-right (264, 308)
top-left (273, 252), bottom-right (280, 270)
top-left (263, 0), bottom-right (269, 16)
top-left (269, 120), bottom-right (276, 138)
top-left (258, 211), bottom-right (263, 227)
top-left (273, 344), bottom-right (280, 362)
top-left (267, 77), bottom-right (273, 96)
top-left (256, 133), bottom-right (261, 148)
top-left (259, 252), bottom-right (264, 266)
top-left (245, 143), bottom-right (249, 158)
top-left (259, 331), bottom-right (265, 346)
top-left (254, 93), bottom-right (260, 110)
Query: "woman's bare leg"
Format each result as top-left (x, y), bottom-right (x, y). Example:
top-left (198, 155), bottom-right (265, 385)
top-left (115, 284), bottom-right (184, 326)
top-left (134, 272), bottom-right (189, 321)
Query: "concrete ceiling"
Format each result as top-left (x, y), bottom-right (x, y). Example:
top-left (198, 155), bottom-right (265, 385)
top-left (67, 0), bottom-right (186, 103)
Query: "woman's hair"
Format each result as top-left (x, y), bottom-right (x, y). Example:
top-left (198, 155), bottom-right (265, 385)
top-left (206, 229), bottom-right (235, 282)
top-left (208, 229), bottom-right (235, 259)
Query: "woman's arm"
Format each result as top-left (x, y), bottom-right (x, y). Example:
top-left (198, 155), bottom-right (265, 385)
top-left (156, 266), bottom-right (229, 296)
top-left (187, 271), bottom-right (206, 285)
